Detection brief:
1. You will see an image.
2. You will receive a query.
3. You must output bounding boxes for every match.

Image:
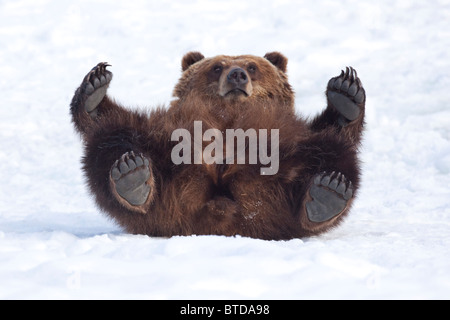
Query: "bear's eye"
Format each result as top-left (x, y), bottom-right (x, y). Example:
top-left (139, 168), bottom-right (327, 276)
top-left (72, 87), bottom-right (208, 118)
top-left (207, 64), bottom-right (224, 82)
top-left (248, 64), bottom-right (257, 73)
top-left (213, 65), bottom-right (223, 73)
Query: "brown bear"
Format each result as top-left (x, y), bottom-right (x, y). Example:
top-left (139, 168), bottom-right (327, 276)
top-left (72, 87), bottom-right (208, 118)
top-left (70, 52), bottom-right (365, 240)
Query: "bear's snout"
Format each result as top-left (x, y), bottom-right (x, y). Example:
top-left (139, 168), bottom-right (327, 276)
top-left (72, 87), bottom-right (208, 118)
top-left (219, 67), bottom-right (253, 97)
top-left (227, 67), bottom-right (248, 86)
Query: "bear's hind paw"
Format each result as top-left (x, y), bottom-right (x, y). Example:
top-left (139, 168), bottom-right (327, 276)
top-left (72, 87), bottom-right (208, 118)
top-left (305, 171), bottom-right (353, 223)
top-left (110, 151), bottom-right (153, 213)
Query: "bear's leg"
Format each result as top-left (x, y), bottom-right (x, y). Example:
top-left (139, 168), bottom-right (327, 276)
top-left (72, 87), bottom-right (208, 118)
top-left (310, 67), bottom-right (366, 145)
top-left (81, 125), bottom-right (157, 216)
top-left (70, 62), bottom-right (120, 135)
top-left (284, 130), bottom-right (360, 236)
top-left (109, 151), bottom-right (154, 213)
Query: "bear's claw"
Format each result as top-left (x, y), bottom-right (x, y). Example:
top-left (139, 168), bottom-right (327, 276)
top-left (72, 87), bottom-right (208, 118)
top-left (306, 171), bottom-right (353, 223)
top-left (327, 67), bottom-right (365, 124)
top-left (110, 151), bottom-right (152, 208)
top-left (82, 62), bottom-right (112, 117)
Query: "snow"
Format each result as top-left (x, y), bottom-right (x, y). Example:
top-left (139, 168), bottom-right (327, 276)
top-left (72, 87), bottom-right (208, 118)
top-left (1, 0), bottom-right (450, 299)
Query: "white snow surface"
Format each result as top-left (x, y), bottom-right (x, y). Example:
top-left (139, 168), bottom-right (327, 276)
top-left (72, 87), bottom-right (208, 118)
top-left (1, 0), bottom-right (450, 299)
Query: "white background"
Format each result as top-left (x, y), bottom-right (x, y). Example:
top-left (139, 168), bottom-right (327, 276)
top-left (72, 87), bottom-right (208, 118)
top-left (0, 0), bottom-right (449, 299)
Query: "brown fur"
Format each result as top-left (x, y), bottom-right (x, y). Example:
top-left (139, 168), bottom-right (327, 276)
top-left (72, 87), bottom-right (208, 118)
top-left (70, 52), bottom-right (364, 240)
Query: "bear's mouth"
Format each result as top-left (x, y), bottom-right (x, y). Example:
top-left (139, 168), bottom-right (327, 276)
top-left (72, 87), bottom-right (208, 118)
top-left (225, 88), bottom-right (249, 97)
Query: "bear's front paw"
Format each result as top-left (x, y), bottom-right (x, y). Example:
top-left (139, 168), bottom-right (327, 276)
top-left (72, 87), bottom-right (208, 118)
top-left (327, 67), bottom-right (365, 125)
top-left (306, 171), bottom-right (353, 223)
top-left (110, 151), bottom-right (153, 213)
top-left (81, 62), bottom-right (113, 118)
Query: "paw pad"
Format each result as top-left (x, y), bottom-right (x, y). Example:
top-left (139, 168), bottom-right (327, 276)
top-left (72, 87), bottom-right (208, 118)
top-left (306, 171), bottom-right (353, 223)
top-left (82, 62), bottom-right (113, 117)
top-left (110, 151), bottom-right (152, 207)
top-left (327, 67), bottom-right (365, 122)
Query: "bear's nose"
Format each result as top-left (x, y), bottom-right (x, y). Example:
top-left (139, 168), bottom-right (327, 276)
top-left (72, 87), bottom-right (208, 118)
top-left (227, 68), bottom-right (248, 85)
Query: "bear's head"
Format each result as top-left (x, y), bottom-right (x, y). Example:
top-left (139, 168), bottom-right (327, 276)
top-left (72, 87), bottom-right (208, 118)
top-left (173, 52), bottom-right (294, 109)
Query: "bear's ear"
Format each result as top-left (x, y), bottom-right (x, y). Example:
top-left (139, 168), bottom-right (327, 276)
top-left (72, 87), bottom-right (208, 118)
top-left (182, 52), bottom-right (205, 71)
top-left (264, 52), bottom-right (288, 73)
